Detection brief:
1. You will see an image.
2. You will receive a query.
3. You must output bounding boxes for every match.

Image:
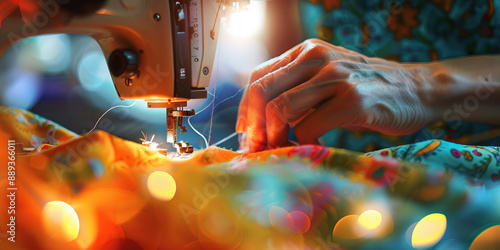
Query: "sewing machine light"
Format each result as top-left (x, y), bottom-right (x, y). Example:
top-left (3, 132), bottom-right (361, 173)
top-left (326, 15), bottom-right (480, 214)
top-left (225, 0), bottom-right (265, 38)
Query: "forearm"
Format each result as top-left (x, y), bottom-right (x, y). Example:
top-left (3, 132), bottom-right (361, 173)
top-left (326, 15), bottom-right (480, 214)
top-left (411, 56), bottom-right (500, 126)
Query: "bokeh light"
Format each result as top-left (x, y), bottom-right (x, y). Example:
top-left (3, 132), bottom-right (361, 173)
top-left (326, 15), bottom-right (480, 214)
top-left (358, 210), bottom-right (382, 230)
top-left (42, 201), bottom-right (80, 242)
top-left (199, 205), bottom-right (239, 243)
top-left (0, 67), bottom-right (40, 109)
top-left (14, 34), bottom-right (71, 74)
top-left (350, 202), bottom-right (394, 239)
top-left (147, 171), bottom-right (177, 201)
top-left (411, 213), bottom-right (447, 249)
top-left (78, 52), bottom-right (112, 91)
top-left (197, 196), bottom-right (242, 248)
top-left (285, 211), bottom-right (311, 234)
top-left (333, 215), bottom-right (371, 239)
top-left (269, 206), bottom-right (289, 232)
top-left (470, 225), bottom-right (500, 249)
top-left (333, 208), bottom-right (391, 240)
top-left (35, 34), bottom-right (71, 74)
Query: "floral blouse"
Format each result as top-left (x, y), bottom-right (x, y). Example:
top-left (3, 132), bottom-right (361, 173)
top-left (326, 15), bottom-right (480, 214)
top-left (300, 0), bottom-right (500, 61)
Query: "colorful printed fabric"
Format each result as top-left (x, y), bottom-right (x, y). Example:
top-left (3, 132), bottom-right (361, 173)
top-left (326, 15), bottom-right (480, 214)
top-left (1, 106), bottom-right (500, 249)
top-left (0, 106), bottom-right (77, 149)
top-left (299, 0), bottom-right (500, 150)
top-left (368, 139), bottom-right (500, 185)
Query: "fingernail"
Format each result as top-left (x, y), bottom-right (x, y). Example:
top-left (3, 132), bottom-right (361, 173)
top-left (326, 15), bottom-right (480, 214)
top-left (236, 117), bottom-right (246, 133)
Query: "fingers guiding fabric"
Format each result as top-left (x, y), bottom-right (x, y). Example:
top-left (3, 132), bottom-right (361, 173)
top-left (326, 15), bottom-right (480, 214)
top-left (237, 47), bottom-right (301, 136)
top-left (250, 57), bottom-right (284, 83)
top-left (249, 42), bottom-right (304, 84)
top-left (247, 81), bottom-right (270, 152)
top-left (294, 98), bottom-right (359, 145)
top-left (264, 66), bottom-right (351, 148)
top-left (240, 48), bottom-right (349, 151)
top-left (236, 116), bottom-right (247, 134)
top-left (236, 84), bottom-right (250, 134)
top-left (237, 39), bottom-right (380, 151)
top-left (266, 101), bottom-right (291, 148)
top-left (246, 60), bottom-right (326, 152)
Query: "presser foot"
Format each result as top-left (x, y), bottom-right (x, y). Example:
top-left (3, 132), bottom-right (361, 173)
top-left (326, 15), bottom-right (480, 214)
top-left (166, 107), bottom-right (195, 155)
top-left (174, 141), bottom-right (194, 155)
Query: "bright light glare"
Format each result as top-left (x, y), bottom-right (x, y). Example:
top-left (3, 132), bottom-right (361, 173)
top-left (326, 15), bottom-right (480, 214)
top-left (226, 2), bottom-right (265, 38)
top-left (411, 213), bottom-right (447, 249)
top-left (147, 171), bottom-right (177, 201)
top-left (42, 201), bottom-right (80, 242)
top-left (358, 210), bottom-right (382, 230)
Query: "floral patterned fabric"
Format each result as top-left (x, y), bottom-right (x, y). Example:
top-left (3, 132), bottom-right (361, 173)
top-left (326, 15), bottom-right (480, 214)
top-left (299, 0), bottom-right (500, 150)
top-left (0, 106), bottom-right (77, 149)
top-left (1, 106), bottom-right (500, 249)
top-left (368, 139), bottom-right (500, 185)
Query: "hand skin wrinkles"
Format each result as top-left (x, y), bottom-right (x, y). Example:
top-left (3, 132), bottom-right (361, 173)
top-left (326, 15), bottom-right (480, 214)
top-left (237, 38), bottom-right (500, 152)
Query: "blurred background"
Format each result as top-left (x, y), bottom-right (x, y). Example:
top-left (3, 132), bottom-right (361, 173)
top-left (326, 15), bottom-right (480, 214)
top-left (0, 0), bottom-right (303, 151)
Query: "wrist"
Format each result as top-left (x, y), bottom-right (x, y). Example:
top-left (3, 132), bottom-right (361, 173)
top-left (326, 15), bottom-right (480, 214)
top-left (409, 60), bottom-right (500, 125)
top-left (400, 62), bottom-right (452, 123)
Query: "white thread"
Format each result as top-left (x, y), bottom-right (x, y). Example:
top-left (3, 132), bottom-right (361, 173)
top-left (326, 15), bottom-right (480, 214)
top-left (208, 52), bottom-right (221, 144)
top-left (210, 86), bottom-right (246, 148)
top-left (214, 132), bottom-right (238, 147)
top-left (187, 95), bottom-right (215, 149)
top-left (214, 86), bottom-right (245, 109)
top-left (86, 101), bottom-right (137, 136)
top-left (208, 87), bottom-right (217, 145)
top-left (188, 85), bottom-right (245, 149)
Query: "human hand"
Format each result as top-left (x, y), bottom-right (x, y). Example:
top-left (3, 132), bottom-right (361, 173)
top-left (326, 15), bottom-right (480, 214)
top-left (236, 39), bottom-right (448, 152)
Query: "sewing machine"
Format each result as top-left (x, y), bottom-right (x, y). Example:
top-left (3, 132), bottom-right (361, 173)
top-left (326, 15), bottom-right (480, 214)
top-left (0, 0), bottom-right (249, 154)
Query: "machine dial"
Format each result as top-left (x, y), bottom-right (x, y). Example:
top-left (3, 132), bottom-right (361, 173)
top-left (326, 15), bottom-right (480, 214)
top-left (108, 49), bottom-right (139, 78)
top-left (190, 0), bottom-right (203, 85)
